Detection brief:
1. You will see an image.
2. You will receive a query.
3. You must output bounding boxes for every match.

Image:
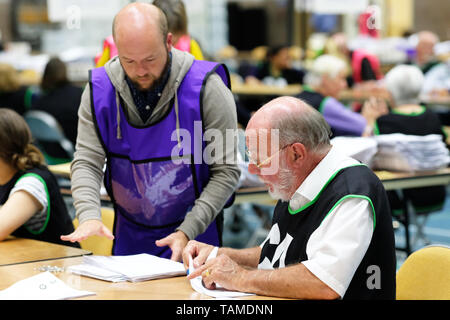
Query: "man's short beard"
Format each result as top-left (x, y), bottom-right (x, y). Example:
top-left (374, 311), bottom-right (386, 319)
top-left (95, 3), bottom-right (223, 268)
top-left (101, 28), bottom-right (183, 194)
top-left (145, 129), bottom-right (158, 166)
top-left (131, 48), bottom-right (170, 92)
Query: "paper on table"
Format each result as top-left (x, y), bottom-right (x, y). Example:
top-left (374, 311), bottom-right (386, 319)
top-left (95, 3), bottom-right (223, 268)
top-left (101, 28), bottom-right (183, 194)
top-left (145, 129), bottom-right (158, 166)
top-left (188, 247), bottom-right (254, 299)
top-left (0, 271), bottom-right (95, 300)
top-left (68, 253), bottom-right (186, 282)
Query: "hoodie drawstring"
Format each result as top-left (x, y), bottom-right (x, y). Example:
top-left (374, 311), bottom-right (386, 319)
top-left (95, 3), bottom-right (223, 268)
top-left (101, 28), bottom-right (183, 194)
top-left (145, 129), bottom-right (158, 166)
top-left (174, 79), bottom-right (181, 148)
top-left (115, 89), bottom-right (122, 139)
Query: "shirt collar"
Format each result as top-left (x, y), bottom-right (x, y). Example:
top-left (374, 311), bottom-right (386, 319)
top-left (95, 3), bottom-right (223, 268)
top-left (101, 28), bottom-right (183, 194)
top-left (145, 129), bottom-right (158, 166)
top-left (289, 145), bottom-right (360, 211)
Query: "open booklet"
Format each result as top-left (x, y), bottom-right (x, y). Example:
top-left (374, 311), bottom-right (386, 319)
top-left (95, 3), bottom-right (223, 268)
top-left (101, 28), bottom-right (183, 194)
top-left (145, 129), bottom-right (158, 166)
top-left (67, 253), bottom-right (186, 282)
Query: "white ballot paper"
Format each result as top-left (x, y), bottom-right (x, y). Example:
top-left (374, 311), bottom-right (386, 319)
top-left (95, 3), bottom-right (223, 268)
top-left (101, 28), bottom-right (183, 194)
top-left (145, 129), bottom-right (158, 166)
top-left (188, 247), bottom-right (255, 299)
top-left (0, 271), bottom-right (95, 300)
top-left (68, 253), bottom-right (186, 282)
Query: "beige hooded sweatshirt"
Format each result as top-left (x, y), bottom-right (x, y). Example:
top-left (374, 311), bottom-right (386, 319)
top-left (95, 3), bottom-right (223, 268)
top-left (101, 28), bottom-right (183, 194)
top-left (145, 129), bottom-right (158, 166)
top-left (70, 48), bottom-right (240, 240)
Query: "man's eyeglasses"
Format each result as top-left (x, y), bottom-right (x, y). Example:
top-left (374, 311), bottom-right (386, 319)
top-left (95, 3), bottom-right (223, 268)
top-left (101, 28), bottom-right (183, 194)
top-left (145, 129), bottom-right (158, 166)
top-left (245, 144), bottom-right (292, 168)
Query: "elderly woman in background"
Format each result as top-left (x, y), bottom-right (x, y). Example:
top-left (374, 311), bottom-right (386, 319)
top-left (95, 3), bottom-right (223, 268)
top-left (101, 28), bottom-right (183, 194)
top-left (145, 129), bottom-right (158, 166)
top-left (297, 54), bottom-right (387, 137)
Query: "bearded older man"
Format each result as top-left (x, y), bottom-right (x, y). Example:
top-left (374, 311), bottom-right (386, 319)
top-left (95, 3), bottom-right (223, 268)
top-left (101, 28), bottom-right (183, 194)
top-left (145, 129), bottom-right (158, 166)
top-left (184, 96), bottom-right (396, 300)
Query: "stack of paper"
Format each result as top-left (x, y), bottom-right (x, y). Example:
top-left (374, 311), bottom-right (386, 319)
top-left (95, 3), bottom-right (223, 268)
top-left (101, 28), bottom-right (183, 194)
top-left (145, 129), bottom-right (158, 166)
top-left (372, 133), bottom-right (450, 171)
top-left (68, 253), bottom-right (186, 282)
top-left (0, 271), bottom-right (95, 300)
top-left (331, 136), bottom-right (378, 166)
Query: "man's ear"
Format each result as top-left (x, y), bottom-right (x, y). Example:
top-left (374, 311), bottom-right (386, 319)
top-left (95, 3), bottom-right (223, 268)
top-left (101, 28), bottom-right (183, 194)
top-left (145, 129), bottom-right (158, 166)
top-left (166, 32), bottom-right (173, 51)
top-left (290, 143), bottom-right (307, 165)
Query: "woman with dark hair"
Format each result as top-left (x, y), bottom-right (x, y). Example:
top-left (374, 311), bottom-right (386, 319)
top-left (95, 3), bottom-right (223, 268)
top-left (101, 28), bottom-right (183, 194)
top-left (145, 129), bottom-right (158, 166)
top-left (0, 108), bottom-right (78, 246)
top-left (244, 45), bottom-right (305, 85)
top-left (34, 57), bottom-right (82, 146)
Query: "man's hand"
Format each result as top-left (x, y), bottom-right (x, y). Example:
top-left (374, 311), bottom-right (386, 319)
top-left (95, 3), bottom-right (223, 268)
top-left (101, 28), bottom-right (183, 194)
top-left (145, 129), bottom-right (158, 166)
top-left (155, 230), bottom-right (189, 262)
top-left (60, 219), bottom-right (114, 243)
top-left (361, 96), bottom-right (389, 127)
top-left (187, 254), bottom-right (245, 292)
top-left (182, 240), bottom-right (216, 270)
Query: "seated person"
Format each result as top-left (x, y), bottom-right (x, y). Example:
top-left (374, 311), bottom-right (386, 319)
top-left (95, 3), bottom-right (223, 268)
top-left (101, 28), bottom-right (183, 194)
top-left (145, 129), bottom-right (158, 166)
top-left (421, 58), bottom-right (450, 98)
top-left (375, 64), bottom-right (447, 216)
top-left (0, 108), bottom-right (78, 246)
top-left (412, 31), bottom-right (441, 75)
top-left (34, 57), bottom-right (82, 147)
top-left (245, 45), bottom-right (305, 86)
top-left (184, 96), bottom-right (396, 300)
top-left (326, 33), bottom-right (383, 88)
top-left (297, 54), bottom-right (387, 137)
top-left (0, 63), bottom-right (36, 115)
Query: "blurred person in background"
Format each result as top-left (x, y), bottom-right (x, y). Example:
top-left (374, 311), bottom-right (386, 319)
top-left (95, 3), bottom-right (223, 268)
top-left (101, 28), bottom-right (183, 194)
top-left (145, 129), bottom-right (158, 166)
top-left (244, 45), bottom-right (305, 86)
top-left (0, 63), bottom-right (35, 115)
top-left (413, 31), bottom-right (440, 75)
top-left (374, 64), bottom-right (447, 230)
top-left (34, 57), bottom-right (82, 147)
top-left (326, 32), bottom-right (383, 88)
top-left (298, 54), bottom-right (387, 137)
top-left (153, 0), bottom-right (204, 60)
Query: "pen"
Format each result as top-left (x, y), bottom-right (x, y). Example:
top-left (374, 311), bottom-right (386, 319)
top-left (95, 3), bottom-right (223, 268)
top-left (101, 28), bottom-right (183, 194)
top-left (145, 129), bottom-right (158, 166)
top-left (187, 254), bottom-right (194, 276)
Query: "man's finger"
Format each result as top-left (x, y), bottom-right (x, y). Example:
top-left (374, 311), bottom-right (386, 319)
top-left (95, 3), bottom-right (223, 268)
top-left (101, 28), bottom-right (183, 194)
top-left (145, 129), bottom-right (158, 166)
top-left (170, 248), bottom-right (182, 262)
top-left (187, 263), bottom-right (208, 280)
top-left (193, 247), bottom-right (213, 268)
top-left (100, 226), bottom-right (115, 240)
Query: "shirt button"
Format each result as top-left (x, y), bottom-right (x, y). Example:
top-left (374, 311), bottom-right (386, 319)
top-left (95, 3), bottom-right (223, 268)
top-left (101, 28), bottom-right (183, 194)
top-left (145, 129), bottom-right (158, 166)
top-left (157, 93), bottom-right (161, 97)
top-left (145, 105), bottom-right (150, 110)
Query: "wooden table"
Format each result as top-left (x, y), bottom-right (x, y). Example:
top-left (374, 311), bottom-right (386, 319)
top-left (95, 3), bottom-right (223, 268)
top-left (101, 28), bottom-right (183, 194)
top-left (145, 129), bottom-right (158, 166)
top-left (48, 162), bottom-right (71, 179)
top-left (0, 256), bottom-right (284, 300)
top-left (231, 83), bottom-right (302, 97)
top-left (0, 238), bottom-right (91, 267)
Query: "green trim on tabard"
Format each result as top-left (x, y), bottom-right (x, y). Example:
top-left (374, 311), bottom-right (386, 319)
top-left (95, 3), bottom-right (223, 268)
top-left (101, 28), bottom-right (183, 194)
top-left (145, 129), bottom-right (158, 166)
top-left (14, 172), bottom-right (50, 235)
top-left (373, 121), bottom-right (380, 135)
top-left (302, 85), bottom-right (314, 92)
top-left (288, 163), bottom-right (366, 215)
top-left (391, 105), bottom-right (426, 116)
top-left (319, 96), bottom-right (329, 114)
top-left (323, 194), bottom-right (376, 231)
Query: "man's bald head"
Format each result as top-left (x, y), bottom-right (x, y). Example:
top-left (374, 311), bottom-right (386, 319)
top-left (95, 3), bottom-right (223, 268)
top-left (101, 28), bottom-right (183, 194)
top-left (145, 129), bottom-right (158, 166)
top-left (112, 2), bottom-right (168, 44)
top-left (111, 2), bottom-right (172, 91)
top-left (247, 96), bottom-right (331, 153)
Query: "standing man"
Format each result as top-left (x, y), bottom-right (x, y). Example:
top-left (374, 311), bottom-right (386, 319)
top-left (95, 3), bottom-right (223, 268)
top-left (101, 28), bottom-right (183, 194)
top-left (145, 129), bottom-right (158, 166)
top-left (185, 96), bottom-right (396, 299)
top-left (61, 3), bottom-right (240, 261)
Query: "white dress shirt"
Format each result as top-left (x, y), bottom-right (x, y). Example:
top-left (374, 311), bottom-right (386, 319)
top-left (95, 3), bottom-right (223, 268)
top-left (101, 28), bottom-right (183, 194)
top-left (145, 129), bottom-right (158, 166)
top-left (289, 146), bottom-right (374, 298)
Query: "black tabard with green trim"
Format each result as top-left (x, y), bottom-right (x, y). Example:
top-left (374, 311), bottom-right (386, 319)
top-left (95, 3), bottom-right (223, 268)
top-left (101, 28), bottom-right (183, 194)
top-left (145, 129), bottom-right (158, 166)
top-left (259, 165), bottom-right (396, 300)
top-left (0, 166), bottom-right (78, 247)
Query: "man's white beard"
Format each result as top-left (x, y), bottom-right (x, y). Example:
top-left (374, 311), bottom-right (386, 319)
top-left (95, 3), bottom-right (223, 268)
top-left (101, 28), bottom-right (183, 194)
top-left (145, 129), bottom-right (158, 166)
top-left (267, 165), bottom-right (294, 202)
